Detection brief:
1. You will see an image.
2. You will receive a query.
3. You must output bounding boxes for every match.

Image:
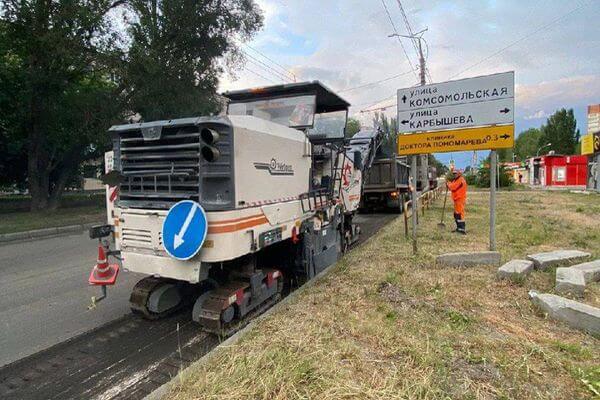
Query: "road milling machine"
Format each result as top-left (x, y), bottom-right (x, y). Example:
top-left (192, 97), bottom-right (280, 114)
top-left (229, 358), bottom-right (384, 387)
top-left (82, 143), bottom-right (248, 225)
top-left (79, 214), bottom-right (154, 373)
top-left (88, 81), bottom-right (382, 334)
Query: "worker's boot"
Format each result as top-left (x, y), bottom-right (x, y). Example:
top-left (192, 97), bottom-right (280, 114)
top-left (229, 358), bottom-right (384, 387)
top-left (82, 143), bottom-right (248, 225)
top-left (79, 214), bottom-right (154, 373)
top-left (457, 220), bottom-right (466, 235)
top-left (453, 213), bottom-right (460, 233)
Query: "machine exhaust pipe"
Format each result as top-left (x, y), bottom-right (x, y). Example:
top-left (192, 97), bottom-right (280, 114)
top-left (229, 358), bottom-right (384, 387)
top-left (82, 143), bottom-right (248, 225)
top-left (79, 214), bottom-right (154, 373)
top-left (201, 145), bottom-right (220, 162)
top-left (201, 128), bottom-right (220, 145)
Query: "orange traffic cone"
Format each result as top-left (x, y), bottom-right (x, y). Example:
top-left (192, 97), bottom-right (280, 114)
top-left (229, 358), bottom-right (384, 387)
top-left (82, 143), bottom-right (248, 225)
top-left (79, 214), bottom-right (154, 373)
top-left (88, 244), bottom-right (119, 285)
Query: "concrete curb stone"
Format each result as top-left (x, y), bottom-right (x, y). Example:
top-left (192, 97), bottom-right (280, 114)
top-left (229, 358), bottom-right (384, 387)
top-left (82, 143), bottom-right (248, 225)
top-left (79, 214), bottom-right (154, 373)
top-left (497, 259), bottom-right (534, 279)
top-left (526, 250), bottom-right (591, 270)
top-left (529, 291), bottom-right (600, 335)
top-left (435, 251), bottom-right (501, 267)
top-left (571, 260), bottom-right (600, 283)
top-left (555, 267), bottom-right (586, 297)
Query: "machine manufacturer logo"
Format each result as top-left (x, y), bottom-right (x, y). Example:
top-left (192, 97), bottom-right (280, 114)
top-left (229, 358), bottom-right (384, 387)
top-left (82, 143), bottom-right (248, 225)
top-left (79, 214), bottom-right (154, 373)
top-left (254, 158), bottom-right (294, 176)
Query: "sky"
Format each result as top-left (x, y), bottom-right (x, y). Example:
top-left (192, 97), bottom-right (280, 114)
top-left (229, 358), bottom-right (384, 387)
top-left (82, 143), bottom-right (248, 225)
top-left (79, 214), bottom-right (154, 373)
top-left (219, 0), bottom-right (600, 168)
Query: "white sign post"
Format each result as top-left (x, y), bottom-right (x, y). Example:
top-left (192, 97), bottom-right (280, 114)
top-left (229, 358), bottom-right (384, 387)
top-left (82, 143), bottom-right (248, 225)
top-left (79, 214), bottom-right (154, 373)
top-left (397, 71), bottom-right (515, 251)
top-left (397, 71), bottom-right (514, 134)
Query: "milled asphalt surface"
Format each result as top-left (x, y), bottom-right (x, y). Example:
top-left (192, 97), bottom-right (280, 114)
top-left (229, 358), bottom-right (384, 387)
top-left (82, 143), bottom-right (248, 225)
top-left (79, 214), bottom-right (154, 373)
top-left (0, 212), bottom-right (397, 399)
top-left (0, 233), bottom-right (143, 367)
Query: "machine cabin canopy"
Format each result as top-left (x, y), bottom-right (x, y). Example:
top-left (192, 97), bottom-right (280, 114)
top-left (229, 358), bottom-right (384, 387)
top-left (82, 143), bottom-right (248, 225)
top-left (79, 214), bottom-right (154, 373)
top-left (223, 81), bottom-right (350, 142)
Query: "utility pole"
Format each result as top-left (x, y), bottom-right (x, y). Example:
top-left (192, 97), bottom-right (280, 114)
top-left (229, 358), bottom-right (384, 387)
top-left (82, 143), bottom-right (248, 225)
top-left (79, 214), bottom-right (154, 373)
top-left (389, 28), bottom-right (428, 254)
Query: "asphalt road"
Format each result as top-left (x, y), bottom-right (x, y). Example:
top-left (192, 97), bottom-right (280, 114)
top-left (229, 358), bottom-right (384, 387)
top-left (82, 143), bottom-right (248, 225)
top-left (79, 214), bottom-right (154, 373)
top-left (0, 233), bottom-right (143, 367)
top-left (0, 212), bottom-right (397, 399)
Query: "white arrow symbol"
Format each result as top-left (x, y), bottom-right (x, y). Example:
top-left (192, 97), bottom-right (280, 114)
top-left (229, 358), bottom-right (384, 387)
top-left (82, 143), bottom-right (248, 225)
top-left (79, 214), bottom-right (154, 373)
top-left (174, 203), bottom-right (198, 249)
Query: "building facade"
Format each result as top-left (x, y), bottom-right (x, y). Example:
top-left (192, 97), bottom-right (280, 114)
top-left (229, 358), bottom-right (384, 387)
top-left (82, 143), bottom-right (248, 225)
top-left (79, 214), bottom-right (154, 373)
top-left (528, 154), bottom-right (588, 188)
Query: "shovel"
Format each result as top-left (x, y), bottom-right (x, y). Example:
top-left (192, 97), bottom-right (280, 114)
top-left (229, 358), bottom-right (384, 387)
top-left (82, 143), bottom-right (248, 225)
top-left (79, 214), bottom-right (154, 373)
top-left (438, 186), bottom-right (448, 229)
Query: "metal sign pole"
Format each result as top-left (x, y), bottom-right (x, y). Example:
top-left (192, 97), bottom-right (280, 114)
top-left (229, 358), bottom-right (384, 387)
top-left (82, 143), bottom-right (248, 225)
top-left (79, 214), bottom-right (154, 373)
top-left (411, 155), bottom-right (418, 253)
top-left (490, 150), bottom-right (497, 251)
top-left (410, 37), bottom-right (427, 254)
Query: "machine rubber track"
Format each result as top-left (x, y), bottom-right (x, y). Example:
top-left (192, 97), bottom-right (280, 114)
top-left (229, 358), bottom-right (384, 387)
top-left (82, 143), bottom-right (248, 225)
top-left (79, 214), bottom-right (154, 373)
top-left (129, 276), bottom-right (185, 320)
top-left (202, 279), bottom-right (284, 338)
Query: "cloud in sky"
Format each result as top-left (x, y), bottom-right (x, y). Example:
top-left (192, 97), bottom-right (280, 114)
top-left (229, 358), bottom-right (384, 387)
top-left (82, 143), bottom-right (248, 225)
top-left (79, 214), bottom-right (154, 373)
top-left (221, 0), bottom-right (600, 166)
top-left (524, 110), bottom-right (547, 120)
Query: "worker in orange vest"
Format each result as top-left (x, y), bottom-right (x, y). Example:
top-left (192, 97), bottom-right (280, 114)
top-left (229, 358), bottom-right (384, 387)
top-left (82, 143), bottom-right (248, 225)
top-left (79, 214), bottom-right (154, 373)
top-left (446, 169), bottom-right (467, 234)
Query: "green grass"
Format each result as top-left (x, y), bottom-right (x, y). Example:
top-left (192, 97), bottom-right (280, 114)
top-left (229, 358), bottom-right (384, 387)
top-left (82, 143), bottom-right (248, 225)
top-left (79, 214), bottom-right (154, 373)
top-left (0, 205), bottom-right (106, 234)
top-left (168, 190), bottom-right (600, 400)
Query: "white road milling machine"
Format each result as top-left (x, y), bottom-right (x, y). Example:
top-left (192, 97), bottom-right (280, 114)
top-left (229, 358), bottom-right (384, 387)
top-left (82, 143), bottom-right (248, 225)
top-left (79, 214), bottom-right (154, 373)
top-left (88, 81), bottom-right (383, 334)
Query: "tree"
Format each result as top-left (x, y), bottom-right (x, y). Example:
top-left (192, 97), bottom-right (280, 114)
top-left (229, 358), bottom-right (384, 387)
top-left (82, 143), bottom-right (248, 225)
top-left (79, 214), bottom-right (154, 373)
top-left (0, 0), bottom-right (124, 209)
top-left (0, 0), bottom-right (263, 209)
top-left (123, 0), bottom-right (263, 120)
top-left (497, 147), bottom-right (514, 163)
top-left (539, 108), bottom-right (580, 156)
top-left (513, 128), bottom-right (542, 161)
top-left (428, 154), bottom-right (448, 176)
top-left (0, 19), bottom-right (28, 190)
top-left (372, 112), bottom-right (398, 156)
top-left (345, 118), bottom-right (361, 138)
top-left (476, 163), bottom-right (514, 188)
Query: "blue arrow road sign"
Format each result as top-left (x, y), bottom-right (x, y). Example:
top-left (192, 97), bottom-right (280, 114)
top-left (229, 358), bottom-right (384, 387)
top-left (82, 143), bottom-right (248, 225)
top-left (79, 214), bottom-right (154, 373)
top-left (162, 200), bottom-right (208, 261)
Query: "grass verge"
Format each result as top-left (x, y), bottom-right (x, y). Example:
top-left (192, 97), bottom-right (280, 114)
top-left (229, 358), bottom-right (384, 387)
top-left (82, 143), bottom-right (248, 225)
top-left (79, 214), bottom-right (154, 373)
top-left (0, 205), bottom-right (105, 234)
top-left (168, 190), bottom-right (600, 399)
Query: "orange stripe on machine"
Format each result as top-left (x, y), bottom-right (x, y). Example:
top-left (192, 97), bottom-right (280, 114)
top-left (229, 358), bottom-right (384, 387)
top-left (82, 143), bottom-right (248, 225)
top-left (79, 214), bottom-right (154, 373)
top-left (207, 215), bottom-right (269, 234)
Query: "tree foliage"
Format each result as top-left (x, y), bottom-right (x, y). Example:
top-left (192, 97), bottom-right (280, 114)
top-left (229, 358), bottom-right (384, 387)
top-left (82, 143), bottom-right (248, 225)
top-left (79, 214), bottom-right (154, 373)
top-left (0, 0), bottom-right (123, 209)
top-left (123, 0), bottom-right (263, 120)
top-left (0, 0), bottom-right (263, 209)
top-left (475, 164), bottom-right (514, 188)
top-left (496, 147), bottom-right (514, 163)
top-left (345, 118), bottom-right (361, 138)
top-left (538, 108), bottom-right (580, 156)
top-left (428, 154), bottom-right (448, 176)
top-left (372, 112), bottom-right (397, 156)
top-left (513, 128), bottom-right (542, 161)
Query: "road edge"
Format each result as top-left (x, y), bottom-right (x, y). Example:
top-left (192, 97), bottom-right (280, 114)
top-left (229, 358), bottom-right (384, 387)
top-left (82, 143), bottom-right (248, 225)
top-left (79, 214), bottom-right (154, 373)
top-left (144, 215), bottom-right (397, 400)
top-left (0, 222), bottom-right (101, 244)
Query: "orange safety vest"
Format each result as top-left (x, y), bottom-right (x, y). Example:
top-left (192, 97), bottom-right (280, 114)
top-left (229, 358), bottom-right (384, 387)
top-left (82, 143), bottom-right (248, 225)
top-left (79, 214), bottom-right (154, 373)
top-left (447, 175), bottom-right (467, 202)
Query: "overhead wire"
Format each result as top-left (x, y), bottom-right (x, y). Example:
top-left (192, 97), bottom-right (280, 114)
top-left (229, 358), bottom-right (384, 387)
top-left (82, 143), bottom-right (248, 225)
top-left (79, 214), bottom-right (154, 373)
top-left (447, 1), bottom-right (590, 80)
top-left (353, 0), bottom-right (423, 112)
top-left (242, 42), bottom-right (297, 82)
top-left (361, 1), bottom-right (590, 112)
top-left (339, 69), bottom-right (416, 93)
top-left (380, 0), bottom-right (419, 81)
top-left (242, 50), bottom-right (295, 83)
top-left (394, 0), bottom-right (433, 83)
top-left (244, 66), bottom-right (278, 85)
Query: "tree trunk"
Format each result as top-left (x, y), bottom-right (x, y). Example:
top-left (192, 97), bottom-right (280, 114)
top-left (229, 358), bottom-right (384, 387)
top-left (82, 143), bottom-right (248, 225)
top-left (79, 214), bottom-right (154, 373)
top-left (26, 0), bottom-right (52, 211)
top-left (27, 96), bottom-right (51, 211)
top-left (47, 163), bottom-right (76, 210)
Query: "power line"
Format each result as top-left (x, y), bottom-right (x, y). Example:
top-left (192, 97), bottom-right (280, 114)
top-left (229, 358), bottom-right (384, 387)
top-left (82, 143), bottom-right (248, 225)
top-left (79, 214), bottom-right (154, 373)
top-left (242, 50), bottom-right (294, 83)
top-left (244, 66), bottom-right (278, 85)
top-left (243, 43), bottom-right (297, 82)
top-left (448, 1), bottom-right (589, 80)
top-left (362, 1), bottom-right (590, 112)
top-left (354, 93), bottom-right (397, 112)
top-left (394, 0), bottom-right (420, 57)
top-left (338, 69), bottom-right (415, 93)
top-left (394, 0), bottom-right (433, 83)
top-left (380, 0), bottom-right (419, 81)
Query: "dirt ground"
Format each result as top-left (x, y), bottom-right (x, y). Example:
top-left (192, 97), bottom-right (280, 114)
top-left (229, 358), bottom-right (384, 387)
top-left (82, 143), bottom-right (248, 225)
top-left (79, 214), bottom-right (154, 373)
top-left (167, 190), bottom-right (600, 400)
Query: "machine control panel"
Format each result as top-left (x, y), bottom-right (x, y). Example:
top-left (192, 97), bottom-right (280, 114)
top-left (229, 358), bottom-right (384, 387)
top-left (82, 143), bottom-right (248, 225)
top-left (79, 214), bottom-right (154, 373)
top-left (259, 227), bottom-right (283, 248)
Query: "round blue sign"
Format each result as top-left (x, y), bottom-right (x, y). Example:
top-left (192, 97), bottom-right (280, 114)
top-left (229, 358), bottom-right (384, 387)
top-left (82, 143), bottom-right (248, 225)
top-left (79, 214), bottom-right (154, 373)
top-left (162, 200), bottom-right (208, 261)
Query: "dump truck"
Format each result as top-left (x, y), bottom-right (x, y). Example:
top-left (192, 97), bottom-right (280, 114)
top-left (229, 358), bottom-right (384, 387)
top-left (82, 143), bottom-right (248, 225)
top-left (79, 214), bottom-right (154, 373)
top-left (360, 155), bottom-right (438, 212)
top-left (360, 156), bottom-right (410, 212)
